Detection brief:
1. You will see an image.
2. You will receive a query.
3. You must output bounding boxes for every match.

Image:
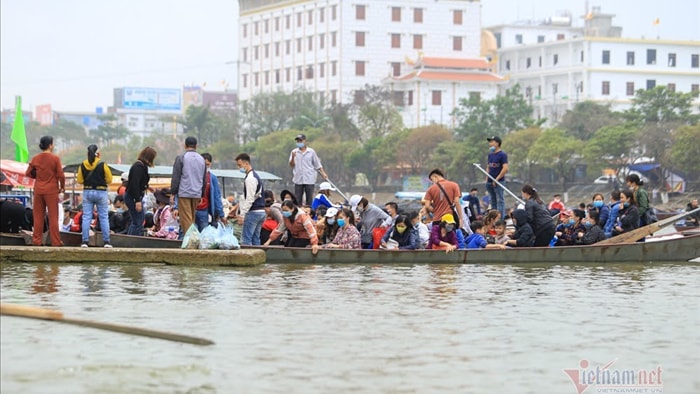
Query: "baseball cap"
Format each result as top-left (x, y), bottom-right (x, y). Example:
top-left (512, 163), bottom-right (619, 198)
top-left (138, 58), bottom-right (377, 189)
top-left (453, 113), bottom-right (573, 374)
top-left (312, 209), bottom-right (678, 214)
top-left (486, 136), bottom-right (502, 145)
top-left (349, 194), bottom-right (362, 211)
top-left (325, 207), bottom-right (339, 218)
top-left (319, 181), bottom-right (336, 191)
top-left (294, 134), bottom-right (307, 141)
top-left (121, 172), bottom-right (128, 182)
top-left (441, 213), bottom-right (456, 224)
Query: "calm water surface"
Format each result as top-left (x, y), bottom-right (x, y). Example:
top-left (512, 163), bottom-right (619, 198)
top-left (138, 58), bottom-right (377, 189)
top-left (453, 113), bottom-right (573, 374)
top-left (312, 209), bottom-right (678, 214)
top-left (1, 261), bottom-right (699, 394)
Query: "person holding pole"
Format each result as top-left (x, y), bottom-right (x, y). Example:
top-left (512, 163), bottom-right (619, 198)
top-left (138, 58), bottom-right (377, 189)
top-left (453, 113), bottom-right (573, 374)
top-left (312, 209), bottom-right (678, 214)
top-left (289, 134), bottom-right (328, 207)
top-left (486, 136), bottom-right (509, 218)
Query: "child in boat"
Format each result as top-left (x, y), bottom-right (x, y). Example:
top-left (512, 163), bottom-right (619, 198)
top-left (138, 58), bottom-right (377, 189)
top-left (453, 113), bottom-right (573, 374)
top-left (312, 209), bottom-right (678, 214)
top-left (492, 219), bottom-right (511, 245)
top-left (465, 220), bottom-right (506, 249)
top-left (506, 209), bottom-right (535, 247)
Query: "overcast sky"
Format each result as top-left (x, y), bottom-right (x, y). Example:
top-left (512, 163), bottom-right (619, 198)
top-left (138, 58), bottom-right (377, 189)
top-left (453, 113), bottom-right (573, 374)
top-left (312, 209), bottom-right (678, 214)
top-left (1, 0), bottom-right (698, 112)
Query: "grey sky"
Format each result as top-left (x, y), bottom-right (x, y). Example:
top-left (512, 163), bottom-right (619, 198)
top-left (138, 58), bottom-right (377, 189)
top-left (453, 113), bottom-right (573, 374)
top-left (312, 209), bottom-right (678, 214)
top-left (1, 0), bottom-right (698, 113)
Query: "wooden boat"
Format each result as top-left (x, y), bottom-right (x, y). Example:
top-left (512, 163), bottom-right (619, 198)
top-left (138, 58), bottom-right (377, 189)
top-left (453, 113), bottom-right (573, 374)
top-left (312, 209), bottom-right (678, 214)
top-left (245, 233), bottom-right (700, 264)
top-left (94, 233), bottom-right (182, 249)
top-left (0, 231), bottom-right (85, 247)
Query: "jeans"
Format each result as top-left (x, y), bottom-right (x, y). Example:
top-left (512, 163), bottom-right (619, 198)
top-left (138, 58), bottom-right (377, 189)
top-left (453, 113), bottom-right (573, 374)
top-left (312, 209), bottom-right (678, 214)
top-left (486, 181), bottom-right (506, 218)
top-left (195, 209), bottom-right (210, 232)
top-left (82, 189), bottom-right (111, 243)
top-left (124, 193), bottom-right (145, 236)
top-left (241, 209), bottom-right (266, 245)
top-left (295, 184), bottom-right (315, 207)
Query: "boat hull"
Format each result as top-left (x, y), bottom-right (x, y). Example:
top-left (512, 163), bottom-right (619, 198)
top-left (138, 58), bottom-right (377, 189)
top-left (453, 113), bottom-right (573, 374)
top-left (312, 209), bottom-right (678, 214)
top-left (94, 233), bottom-right (182, 249)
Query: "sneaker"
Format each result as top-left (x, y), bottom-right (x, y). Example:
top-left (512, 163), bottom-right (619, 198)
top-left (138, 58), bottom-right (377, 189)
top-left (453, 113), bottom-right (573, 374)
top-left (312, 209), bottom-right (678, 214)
top-left (80, 243), bottom-right (89, 248)
top-left (103, 243), bottom-right (113, 248)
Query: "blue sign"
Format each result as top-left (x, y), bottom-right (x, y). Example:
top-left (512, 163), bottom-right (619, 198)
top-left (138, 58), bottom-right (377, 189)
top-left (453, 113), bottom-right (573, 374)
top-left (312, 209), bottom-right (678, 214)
top-left (122, 87), bottom-right (182, 111)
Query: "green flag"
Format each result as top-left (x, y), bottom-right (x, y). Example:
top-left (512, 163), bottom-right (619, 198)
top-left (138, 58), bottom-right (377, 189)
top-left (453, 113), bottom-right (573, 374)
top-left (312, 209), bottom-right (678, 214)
top-left (10, 96), bottom-right (29, 163)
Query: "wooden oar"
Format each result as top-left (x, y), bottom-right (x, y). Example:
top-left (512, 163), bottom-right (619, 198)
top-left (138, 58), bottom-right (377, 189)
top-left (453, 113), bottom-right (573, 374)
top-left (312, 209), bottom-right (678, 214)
top-left (472, 163), bottom-right (526, 205)
top-left (0, 303), bottom-right (214, 346)
top-left (595, 207), bottom-right (700, 245)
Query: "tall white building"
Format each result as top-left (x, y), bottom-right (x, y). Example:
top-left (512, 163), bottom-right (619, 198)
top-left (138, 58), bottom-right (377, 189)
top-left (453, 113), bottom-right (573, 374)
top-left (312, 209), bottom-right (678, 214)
top-left (237, 0), bottom-right (502, 128)
top-left (489, 8), bottom-right (700, 124)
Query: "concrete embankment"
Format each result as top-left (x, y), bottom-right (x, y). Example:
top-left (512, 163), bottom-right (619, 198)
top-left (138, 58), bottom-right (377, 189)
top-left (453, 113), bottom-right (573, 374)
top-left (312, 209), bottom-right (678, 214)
top-left (0, 246), bottom-right (265, 267)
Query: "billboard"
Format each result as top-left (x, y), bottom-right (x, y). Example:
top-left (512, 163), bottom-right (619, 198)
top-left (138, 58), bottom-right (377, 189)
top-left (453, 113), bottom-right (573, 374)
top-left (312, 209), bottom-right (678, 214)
top-left (122, 87), bottom-right (182, 111)
top-left (183, 86), bottom-right (203, 109)
top-left (36, 104), bottom-right (53, 126)
top-left (202, 91), bottom-right (237, 114)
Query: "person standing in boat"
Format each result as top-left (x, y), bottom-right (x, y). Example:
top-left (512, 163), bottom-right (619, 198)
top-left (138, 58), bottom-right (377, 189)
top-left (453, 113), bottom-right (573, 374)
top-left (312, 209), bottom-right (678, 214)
top-left (171, 136), bottom-right (206, 236)
top-left (25, 136), bottom-right (65, 246)
top-left (486, 136), bottom-right (508, 218)
top-left (195, 153), bottom-right (225, 231)
top-left (520, 184), bottom-right (556, 247)
top-left (263, 200), bottom-right (319, 254)
top-left (125, 146), bottom-right (157, 236)
top-left (77, 144), bottom-right (113, 248)
top-left (289, 134), bottom-right (328, 207)
top-left (235, 153), bottom-right (267, 245)
top-left (349, 194), bottom-right (393, 249)
top-left (423, 168), bottom-right (465, 233)
top-left (625, 174), bottom-right (650, 226)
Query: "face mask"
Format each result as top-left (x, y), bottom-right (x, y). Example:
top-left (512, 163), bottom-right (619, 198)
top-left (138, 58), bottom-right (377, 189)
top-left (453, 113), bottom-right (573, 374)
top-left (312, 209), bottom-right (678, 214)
top-left (568, 218), bottom-right (575, 225)
top-left (489, 146), bottom-right (496, 153)
top-left (623, 202), bottom-right (630, 208)
top-left (445, 224), bottom-right (455, 232)
top-left (395, 225), bottom-right (407, 234)
top-left (116, 208), bottom-right (124, 214)
top-left (584, 221), bottom-right (593, 228)
top-left (593, 200), bottom-right (604, 208)
top-left (421, 216), bottom-right (427, 221)
top-left (326, 218), bottom-right (335, 225)
top-left (239, 168), bottom-right (246, 173)
top-left (337, 218), bottom-right (346, 227)
top-left (296, 142), bottom-right (305, 149)
top-left (282, 211), bottom-right (292, 218)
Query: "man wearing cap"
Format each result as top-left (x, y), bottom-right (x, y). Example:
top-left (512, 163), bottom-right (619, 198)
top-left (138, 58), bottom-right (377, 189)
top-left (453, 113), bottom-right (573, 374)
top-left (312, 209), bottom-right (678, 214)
top-left (311, 181), bottom-right (341, 219)
top-left (171, 136), bottom-right (207, 237)
top-left (486, 136), bottom-right (509, 218)
top-left (289, 134), bottom-right (328, 207)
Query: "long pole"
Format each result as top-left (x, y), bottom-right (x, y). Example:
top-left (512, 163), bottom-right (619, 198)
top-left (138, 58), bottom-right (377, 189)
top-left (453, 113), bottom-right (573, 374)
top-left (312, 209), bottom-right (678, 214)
top-left (320, 171), bottom-right (349, 203)
top-left (472, 163), bottom-right (525, 206)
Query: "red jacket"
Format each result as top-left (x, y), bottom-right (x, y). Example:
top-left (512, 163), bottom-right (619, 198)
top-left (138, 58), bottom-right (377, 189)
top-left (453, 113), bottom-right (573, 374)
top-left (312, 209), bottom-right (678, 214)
top-left (26, 152), bottom-right (65, 195)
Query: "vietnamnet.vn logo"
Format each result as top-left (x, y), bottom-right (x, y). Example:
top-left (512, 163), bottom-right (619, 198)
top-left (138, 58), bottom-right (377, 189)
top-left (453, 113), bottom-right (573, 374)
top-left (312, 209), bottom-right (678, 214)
top-left (563, 359), bottom-right (663, 394)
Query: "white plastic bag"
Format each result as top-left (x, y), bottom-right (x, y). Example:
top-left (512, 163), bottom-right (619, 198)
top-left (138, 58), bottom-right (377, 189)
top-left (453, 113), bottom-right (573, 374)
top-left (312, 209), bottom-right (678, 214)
top-left (199, 224), bottom-right (219, 249)
top-left (181, 224), bottom-right (200, 249)
top-left (217, 223), bottom-right (240, 250)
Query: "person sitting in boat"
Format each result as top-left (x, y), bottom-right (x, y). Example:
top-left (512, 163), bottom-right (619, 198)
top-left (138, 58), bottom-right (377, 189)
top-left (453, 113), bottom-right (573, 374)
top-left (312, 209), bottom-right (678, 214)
top-left (409, 211), bottom-right (430, 249)
top-left (311, 182), bottom-right (341, 220)
top-left (427, 213), bottom-right (459, 253)
top-left (685, 199), bottom-right (699, 226)
top-left (150, 189), bottom-right (178, 239)
top-left (384, 202), bottom-right (400, 226)
top-left (280, 189), bottom-right (299, 206)
top-left (465, 220), bottom-right (506, 250)
top-left (481, 210), bottom-right (501, 244)
top-left (61, 206), bottom-right (72, 232)
top-left (589, 193), bottom-right (610, 227)
top-left (492, 219), bottom-right (511, 246)
top-left (317, 207), bottom-right (339, 245)
top-left (110, 195), bottom-right (131, 234)
top-left (556, 209), bottom-right (587, 246)
top-left (547, 194), bottom-right (566, 215)
top-left (575, 210), bottom-right (606, 245)
top-left (612, 190), bottom-right (640, 237)
top-left (603, 190), bottom-right (621, 239)
top-left (322, 208), bottom-right (361, 249)
top-left (380, 214), bottom-right (418, 250)
top-left (521, 184), bottom-right (556, 247)
top-left (349, 194), bottom-right (393, 249)
top-left (264, 200), bottom-right (319, 254)
top-left (0, 199), bottom-right (33, 233)
top-left (261, 191), bottom-right (285, 245)
top-left (505, 209), bottom-right (536, 247)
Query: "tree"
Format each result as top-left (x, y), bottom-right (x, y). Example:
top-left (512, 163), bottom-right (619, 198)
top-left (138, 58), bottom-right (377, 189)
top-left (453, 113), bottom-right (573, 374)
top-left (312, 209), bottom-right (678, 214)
top-left (89, 115), bottom-right (130, 145)
top-left (402, 125), bottom-right (452, 174)
top-left (558, 101), bottom-right (622, 141)
top-left (528, 128), bottom-right (582, 186)
top-left (505, 127), bottom-right (543, 183)
top-left (624, 85), bottom-right (699, 125)
top-left (583, 124), bottom-right (639, 177)
top-left (350, 84), bottom-right (404, 142)
top-left (669, 124), bottom-right (700, 182)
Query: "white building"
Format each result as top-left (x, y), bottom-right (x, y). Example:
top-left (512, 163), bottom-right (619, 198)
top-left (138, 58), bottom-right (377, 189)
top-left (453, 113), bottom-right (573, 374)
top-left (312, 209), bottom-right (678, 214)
top-left (237, 0), bottom-right (501, 128)
top-left (489, 9), bottom-right (700, 124)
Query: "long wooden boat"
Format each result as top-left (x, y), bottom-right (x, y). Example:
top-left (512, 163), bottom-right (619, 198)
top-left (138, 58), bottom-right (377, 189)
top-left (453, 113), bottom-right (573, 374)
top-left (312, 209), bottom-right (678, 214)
top-left (245, 233), bottom-right (700, 264)
top-left (93, 233), bottom-right (182, 249)
top-left (0, 231), bottom-right (85, 247)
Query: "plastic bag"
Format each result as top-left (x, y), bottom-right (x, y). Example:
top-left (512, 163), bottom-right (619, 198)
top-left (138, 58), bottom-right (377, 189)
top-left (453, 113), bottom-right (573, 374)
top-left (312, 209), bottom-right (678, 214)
top-left (199, 224), bottom-right (219, 249)
top-left (371, 227), bottom-right (388, 249)
top-left (217, 223), bottom-right (240, 250)
top-left (181, 224), bottom-right (200, 249)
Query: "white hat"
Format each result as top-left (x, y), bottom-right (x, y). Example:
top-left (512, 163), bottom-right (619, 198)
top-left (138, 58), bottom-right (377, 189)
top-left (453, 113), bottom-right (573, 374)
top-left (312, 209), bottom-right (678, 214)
top-left (349, 194), bottom-right (362, 210)
top-left (121, 172), bottom-right (128, 182)
top-left (319, 181), bottom-right (336, 191)
top-left (325, 207), bottom-right (339, 217)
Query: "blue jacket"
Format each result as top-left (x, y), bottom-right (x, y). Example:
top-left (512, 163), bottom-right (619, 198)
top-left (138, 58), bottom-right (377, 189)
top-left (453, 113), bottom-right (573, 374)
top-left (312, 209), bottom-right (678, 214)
top-left (603, 201), bottom-right (621, 237)
top-left (198, 171), bottom-right (224, 219)
top-left (464, 232), bottom-right (487, 249)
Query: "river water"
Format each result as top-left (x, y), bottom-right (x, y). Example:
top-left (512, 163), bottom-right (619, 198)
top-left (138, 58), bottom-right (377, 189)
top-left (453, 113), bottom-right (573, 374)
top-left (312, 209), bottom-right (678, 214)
top-left (1, 261), bottom-right (698, 394)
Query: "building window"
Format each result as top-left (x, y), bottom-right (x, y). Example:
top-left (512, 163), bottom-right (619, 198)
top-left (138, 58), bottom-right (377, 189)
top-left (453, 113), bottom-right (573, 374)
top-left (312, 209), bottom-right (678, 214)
top-left (646, 79), bottom-right (656, 90)
top-left (407, 90), bottom-right (414, 105)
top-left (581, 51), bottom-right (584, 62)
top-left (254, 21), bottom-right (259, 35)
top-left (264, 19), bottom-right (269, 33)
top-left (285, 15), bottom-right (290, 29)
top-left (319, 8), bottom-right (325, 23)
top-left (275, 69), bottom-right (280, 84)
top-left (264, 71), bottom-right (269, 85)
top-left (332, 61), bottom-right (337, 76)
top-left (354, 90), bottom-right (366, 105)
top-left (505, 60), bottom-right (510, 70)
top-left (297, 38), bottom-right (302, 53)
top-left (692, 84), bottom-right (699, 93)
top-left (602, 81), bottom-right (610, 95)
top-left (626, 82), bottom-right (634, 96)
top-left (242, 74), bottom-right (248, 88)
top-left (331, 90), bottom-right (338, 104)
top-left (356, 31), bottom-right (365, 47)
top-left (319, 63), bottom-right (325, 78)
top-left (308, 36), bottom-right (313, 51)
top-left (667, 53), bottom-right (676, 67)
top-left (305, 66), bottom-right (313, 79)
top-left (602, 50), bottom-right (610, 64)
top-left (692, 54), bottom-right (699, 68)
top-left (538, 56), bottom-right (542, 67)
top-left (285, 68), bottom-right (291, 82)
top-left (242, 24), bottom-right (247, 38)
top-left (553, 54), bottom-right (559, 65)
top-left (332, 32), bottom-right (337, 47)
top-left (453, 36), bottom-right (462, 51)
top-left (391, 62), bottom-right (401, 76)
top-left (254, 72), bottom-right (259, 87)
top-left (515, 34), bottom-right (523, 44)
top-left (392, 91), bottom-right (404, 106)
top-left (297, 67), bottom-right (302, 81)
top-left (242, 47), bottom-right (248, 62)
top-left (285, 40), bottom-right (291, 55)
top-left (297, 12), bottom-right (302, 27)
top-left (526, 57), bottom-right (531, 68)
top-left (264, 44), bottom-right (269, 58)
top-left (432, 90), bottom-right (442, 105)
top-left (647, 49), bottom-right (656, 65)
top-left (332, 5), bottom-right (337, 20)
top-left (275, 17), bottom-right (279, 31)
top-left (414, 8), bottom-right (423, 23)
top-left (626, 51), bottom-right (635, 65)
top-left (391, 33), bottom-right (401, 48)
top-left (413, 34), bottom-right (423, 49)
top-left (537, 35), bottom-right (545, 43)
top-left (275, 42), bottom-right (280, 57)
top-left (667, 83), bottom-right (676, 92)
top-left (392, 7), bottom-right (401, 22)
top-left (453, 10), bottom-right (463, 25)
top-left (254, 46), bottom-right (259, 60)
top-left (319, 34), bottom-right (325, 49)
top-left (557, 33), bottom-right (565, 40)
top-left (308, 10), bottom-right (313, 25)
top-left (356, 4), bottom-right (365, 20)
top-left (355, 61), bottom-right (366, 76)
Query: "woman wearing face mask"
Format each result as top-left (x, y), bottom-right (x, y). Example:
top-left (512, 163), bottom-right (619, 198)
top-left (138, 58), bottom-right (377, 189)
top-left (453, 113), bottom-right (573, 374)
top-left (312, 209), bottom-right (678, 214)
top-left (380, 214), bottom-right (419, 250)
top-left (612, 190), bottom-right (640, 237)
top-left (575, 211), bottom-right (606, 245)
top-left (427, 213), bottom-right (459, 253)
top-left (318, 207), bottom-right (339, 245)
top-left (325, 208), bottom-right (361, 249)
top-left (264, 200), bottom-right (319, 254)
top-left (589, 193), bottom-right (610, 226)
